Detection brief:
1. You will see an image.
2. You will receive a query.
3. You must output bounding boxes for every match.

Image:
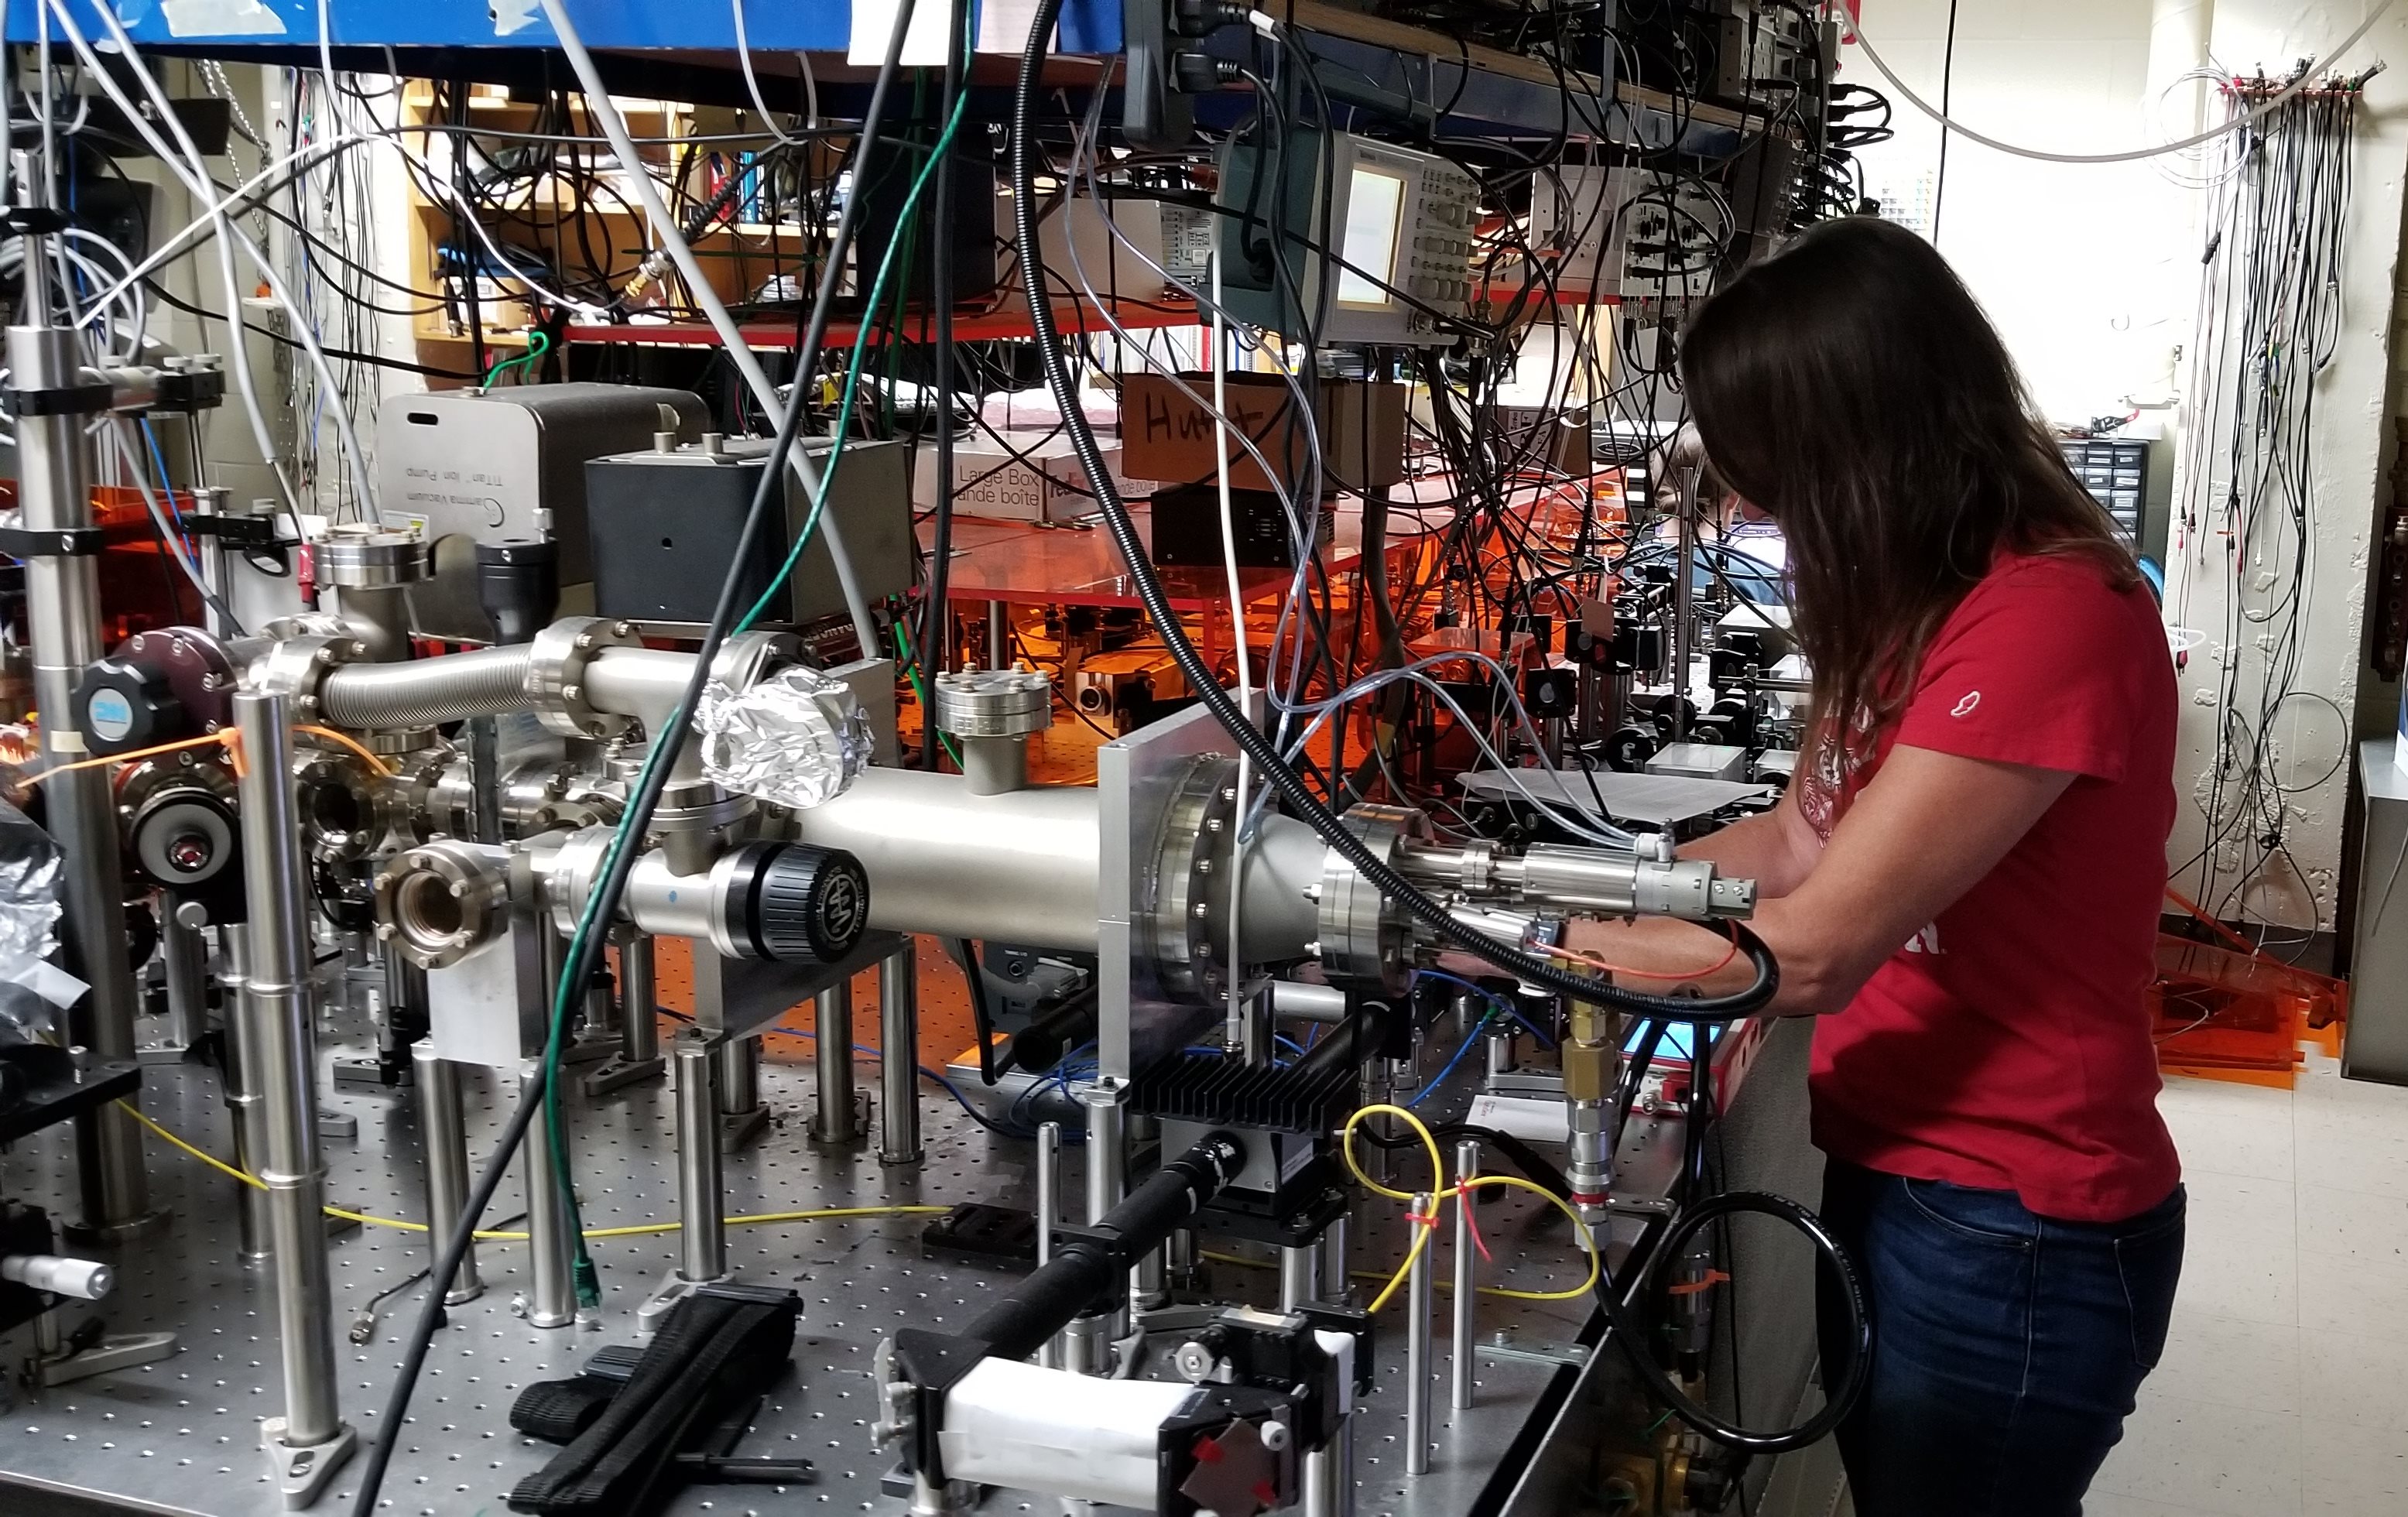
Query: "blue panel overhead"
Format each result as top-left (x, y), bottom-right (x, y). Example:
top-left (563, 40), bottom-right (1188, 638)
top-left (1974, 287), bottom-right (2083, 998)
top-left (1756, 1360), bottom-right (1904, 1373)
top-left (7, 0), bottom-right (1122, 54)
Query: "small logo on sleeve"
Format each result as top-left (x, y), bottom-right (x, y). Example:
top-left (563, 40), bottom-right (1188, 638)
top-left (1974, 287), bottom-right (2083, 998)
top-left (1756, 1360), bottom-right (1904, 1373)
top-left (1950, 690), bottom-right (1982, 718)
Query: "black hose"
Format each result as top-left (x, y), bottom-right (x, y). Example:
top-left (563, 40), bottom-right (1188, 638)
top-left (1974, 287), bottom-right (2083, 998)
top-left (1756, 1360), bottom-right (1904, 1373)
top-left (346, 9), bottom-right (924, 1511)
top-left (1599, 1189), bottom-right (1871, 1454)
top-left (1005, 0), bottom-right (1776, 1023)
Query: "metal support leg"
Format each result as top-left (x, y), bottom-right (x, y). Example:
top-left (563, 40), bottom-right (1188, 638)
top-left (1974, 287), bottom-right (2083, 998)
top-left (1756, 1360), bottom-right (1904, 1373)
top-left (878, 945), bottom-right (921, 1163)
top-left (412, 1041), bottom-right (482, 1306)
top-left (1318, 1214), bottom-right (1350, 1305)
top-left (810, 981), bottom-right (861, 1145)
top-left (145, 899), bottom-right (211, 1064)
top-left (12, 301), bottom-right (157, 1240)
top-left (1035, 1121), bottom-right (1061, 1369)
top-left (1083, 1076), bottom-right (1130, 1350)
top-left (582, 933), bottom-right (666, 1095)
top-left (232, 692), bottom-right (354, 1502)
top-left (1451, 1140), bottom-right (1478, 1411)
top-left (676, 1035), bottom-right (727, 1283)
top-left (718, 1032), bottom-right (771, 1149)
top-left (1405, 1190), bottom-right (1433, 1476)
top-left (516, 1061), bottom-right (577, 1330)
top-left (1280, 1244), bottom-right (1321, 1311)
top-left (985, 600), bottom-right (1009, 669)
top-left (29, 1302), bottom-right (176, 1388)
top-left (219, 936), bottom-right (272, 1265)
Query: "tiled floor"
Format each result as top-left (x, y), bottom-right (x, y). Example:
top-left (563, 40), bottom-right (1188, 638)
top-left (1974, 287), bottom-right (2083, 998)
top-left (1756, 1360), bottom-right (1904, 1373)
top-left (2088, 1053), bottom-right (2408, 1515)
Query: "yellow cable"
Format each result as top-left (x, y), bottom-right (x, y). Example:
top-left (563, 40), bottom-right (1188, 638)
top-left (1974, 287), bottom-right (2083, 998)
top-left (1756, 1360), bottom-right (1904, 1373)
top-left (122, 1101), bottom-right (946, 1242)
top-left (1338, 1101), bottom-right (1604, 1310)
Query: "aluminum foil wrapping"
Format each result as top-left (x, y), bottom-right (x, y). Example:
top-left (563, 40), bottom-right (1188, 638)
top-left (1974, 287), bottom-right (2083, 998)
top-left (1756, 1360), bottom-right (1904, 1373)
top-left (0, 796), bottom-right (83, 1039)
top-left (696, 668), bottom-right (874, 810)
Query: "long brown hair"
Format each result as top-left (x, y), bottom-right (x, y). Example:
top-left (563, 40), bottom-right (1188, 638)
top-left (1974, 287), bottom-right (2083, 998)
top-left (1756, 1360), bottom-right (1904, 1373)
top-left (1680, 215), bottom-right (2133, 753)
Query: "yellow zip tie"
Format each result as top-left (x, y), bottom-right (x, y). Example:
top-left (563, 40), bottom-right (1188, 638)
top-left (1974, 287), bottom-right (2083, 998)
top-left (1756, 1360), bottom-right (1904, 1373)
top-left (121, 1100), bottom-right (947, 1241)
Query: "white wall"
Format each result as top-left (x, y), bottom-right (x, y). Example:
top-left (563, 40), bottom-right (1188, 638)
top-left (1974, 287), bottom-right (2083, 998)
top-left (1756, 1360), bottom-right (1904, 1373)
top-left (1845, 0), bottom-right (2408, 933)
top-left (1847, 0), bottom-right (2170, 424)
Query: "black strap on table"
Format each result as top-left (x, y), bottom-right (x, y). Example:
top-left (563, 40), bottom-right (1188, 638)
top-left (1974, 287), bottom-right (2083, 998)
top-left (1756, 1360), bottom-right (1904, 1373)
top-left (505, 1283), bottom-right (801, 1515)
top-left (0, 525), bottom-right (104, 560)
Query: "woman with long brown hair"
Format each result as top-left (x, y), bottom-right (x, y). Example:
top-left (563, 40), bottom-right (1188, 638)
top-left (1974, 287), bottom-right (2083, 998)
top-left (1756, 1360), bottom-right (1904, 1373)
top-left (1572, 214), bottom-right (2184, 1515)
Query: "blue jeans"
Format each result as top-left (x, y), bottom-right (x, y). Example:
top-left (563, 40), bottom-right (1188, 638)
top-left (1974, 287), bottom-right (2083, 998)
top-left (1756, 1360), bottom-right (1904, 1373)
top-left (1814, 1158), bottom-right (2185, 1517)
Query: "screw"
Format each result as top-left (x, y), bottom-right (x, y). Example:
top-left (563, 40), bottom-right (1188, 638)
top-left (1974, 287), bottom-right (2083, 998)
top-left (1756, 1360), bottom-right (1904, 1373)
top-left (560, 683), bottom-right (581, 702)
top-left (575, 633), bottom-right (594, 650)
top-left (1193, 902), bottom-right (1211, 919)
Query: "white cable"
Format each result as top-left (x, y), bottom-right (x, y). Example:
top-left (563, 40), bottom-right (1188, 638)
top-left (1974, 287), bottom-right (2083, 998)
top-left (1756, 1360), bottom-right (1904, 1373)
top-left (1848, 2), bottom-right (2394, 166)
top-left (731, 0), bottom-right (811, 146)
top-left (533, 0), bottom-right (878, 651)
top-left (46, 0), bottom-right (341, 514)
top-left (1211, 242), bottom-right (1255, 1050)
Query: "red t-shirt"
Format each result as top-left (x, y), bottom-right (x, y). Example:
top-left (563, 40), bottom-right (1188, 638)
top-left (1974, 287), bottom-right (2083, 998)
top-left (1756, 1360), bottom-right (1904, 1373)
top-left (1800, 551), bottom-right (2181, 1224)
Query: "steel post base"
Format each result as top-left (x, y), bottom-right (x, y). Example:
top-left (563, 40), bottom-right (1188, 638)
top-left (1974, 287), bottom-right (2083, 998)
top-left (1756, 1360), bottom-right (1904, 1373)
top-left (560, 1035), bottom-right (618, 1069)
top-left (719, 1103), bottom-right (772, 1151)
top-left (137, 1039), bottom-right (196, 1067)
top-left (260, 1416), bottom-right (356, 1510)
top-left (62, 1209), bottom-right (173, 1247)
top-left (808, 1091), bottom-right (871, 1149)
top-left (33, 1328), bottom-right (180, 1386)
top-left (581, 1054), bottom-right (667, 1098)
top-left (634, 1266), bottom-right (728, 1337)
top-left (315, 1111), bottom-right (358, 1143)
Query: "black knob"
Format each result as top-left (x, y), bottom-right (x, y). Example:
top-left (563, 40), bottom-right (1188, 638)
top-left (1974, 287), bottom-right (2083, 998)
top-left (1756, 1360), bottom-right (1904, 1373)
top-left (76, 656), bottom-right (183, 755)
top-left (475, 538), bottom-right (558, 645)
top-left (735, 844), bottom-right (869, 965)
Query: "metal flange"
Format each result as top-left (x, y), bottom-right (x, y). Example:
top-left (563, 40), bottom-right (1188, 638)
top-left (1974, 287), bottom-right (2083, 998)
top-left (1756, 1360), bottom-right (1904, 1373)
top-left (527, 615), bottom-right (642, 740)
top-left (1146, 756), bottom-right (1241, 1005)
top-left (312, 523), bottom-right (430, 588)
top-left (1316, 803), bottom-right (1430, 995)
top-left (933, 667), bottom-right (1053, 740)
top-left (374, 839), bottom-right (512, 969)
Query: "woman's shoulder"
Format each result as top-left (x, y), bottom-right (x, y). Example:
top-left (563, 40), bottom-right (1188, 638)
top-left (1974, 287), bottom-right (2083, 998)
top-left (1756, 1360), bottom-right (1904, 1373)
top-left (1954, 548), bottom-right (2153, 631)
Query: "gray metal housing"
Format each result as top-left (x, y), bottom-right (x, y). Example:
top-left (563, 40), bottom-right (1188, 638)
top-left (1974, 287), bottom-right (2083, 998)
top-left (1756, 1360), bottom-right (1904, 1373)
top-left (373, 383), bottom-right (708, 639)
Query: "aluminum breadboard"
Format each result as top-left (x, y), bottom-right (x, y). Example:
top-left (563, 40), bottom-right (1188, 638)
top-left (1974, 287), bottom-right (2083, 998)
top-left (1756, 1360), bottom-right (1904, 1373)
top-left (0, 990), bottom-right (1676, 1517)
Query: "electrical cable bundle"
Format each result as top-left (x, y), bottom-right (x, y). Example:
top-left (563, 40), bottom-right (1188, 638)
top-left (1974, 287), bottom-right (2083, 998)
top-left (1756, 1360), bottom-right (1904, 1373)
top-left (2168, 70), bottom-right (2358, 943)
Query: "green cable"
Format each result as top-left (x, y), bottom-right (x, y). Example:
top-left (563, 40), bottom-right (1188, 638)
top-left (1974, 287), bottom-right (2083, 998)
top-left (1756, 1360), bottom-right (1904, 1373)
top-left (482, 328), bottom-right (550, 387)
top-left (537, 68), bottom-right (974, 1308)
top-left (893, 617), bottom-right (964, 767)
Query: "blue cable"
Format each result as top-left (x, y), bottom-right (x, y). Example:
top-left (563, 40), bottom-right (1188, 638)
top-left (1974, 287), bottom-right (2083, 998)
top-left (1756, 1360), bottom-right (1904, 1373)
top-left (1414, 969), bottom-right (1556, 1048)
top-left (137, 419), bottom-right (196, 557)
top-left (1406, 1012), bottom-right (1495, 1110)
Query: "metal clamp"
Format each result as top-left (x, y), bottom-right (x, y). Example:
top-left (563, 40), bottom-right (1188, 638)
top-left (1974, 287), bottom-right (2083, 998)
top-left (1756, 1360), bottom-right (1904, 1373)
top-left (2, 379), bottom-right (115, 418)
top-left (527, 615), bottom-right (642, 740)
top-left (0, 524), bottom-right (103, 558)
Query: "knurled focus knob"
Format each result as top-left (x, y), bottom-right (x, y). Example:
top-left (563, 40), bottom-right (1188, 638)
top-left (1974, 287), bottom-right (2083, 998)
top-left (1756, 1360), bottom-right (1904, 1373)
top-left (744, 844), bottom-right (870, 965)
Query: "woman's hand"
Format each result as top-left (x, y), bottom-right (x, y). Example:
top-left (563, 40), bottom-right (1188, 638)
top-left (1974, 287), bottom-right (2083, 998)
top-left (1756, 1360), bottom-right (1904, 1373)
top-left (1564, 745), bottom-right (2073, 1015)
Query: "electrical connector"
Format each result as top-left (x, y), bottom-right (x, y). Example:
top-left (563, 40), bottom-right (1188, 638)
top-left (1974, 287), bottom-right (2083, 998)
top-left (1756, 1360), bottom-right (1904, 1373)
top-left (1173, 53), bottom-right (1242, 93)
top-left (1171, 0), bottom-right (1250, 36)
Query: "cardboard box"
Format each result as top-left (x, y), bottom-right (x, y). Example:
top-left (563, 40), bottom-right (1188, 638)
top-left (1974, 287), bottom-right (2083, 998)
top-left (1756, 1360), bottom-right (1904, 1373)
top-left (1117, 372), bottom-right (1406, 494)
top-left (913, 434), bottom-right (1148, 525)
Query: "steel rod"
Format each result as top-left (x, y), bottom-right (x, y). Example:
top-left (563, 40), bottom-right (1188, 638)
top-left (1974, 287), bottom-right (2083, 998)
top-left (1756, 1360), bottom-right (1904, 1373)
top-left (232, 691), bottom-right (342, 1444)
top-left (1405, 1190), bottom-right (1433, 1476)
top-left (1035, 1121), bottom-right (1061, 1369)
top-left (1280, 1244), bottom-right (1320, 1311)
top-left (519, 1062), bottom-right (577, 1328)
top-left (218, 933), bottom-right (272, 1264)
top-left (13, 302), bottom-right (150, 1237)
top-left (673, 1035), bottom-right (727, 1282)
top-left (812, 981), bottom-right (858, 1143)
top-left (412, 1039), bottom-right (482, 1304)
top-left (161, 900), bottom-right (210, 1052)
top-left (619, 933), bottom-right (659, 1064)
top-left (879, 944), bottom-right (922, 1163)
top-left (1451, 1139), bottom-right (1478, 1411)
